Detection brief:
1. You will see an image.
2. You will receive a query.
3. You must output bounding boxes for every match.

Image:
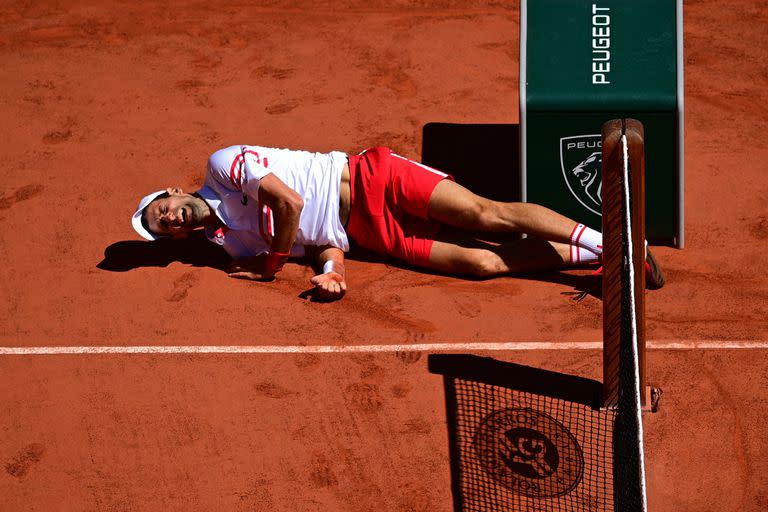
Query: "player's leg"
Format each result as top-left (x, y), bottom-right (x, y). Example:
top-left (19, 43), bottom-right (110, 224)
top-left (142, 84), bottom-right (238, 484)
top-left (421, 233), bottom-right (593, 277)
top-left (383, 151), bottom-right (610, 276)
top-left (426, 179), bottom-right (603, 255)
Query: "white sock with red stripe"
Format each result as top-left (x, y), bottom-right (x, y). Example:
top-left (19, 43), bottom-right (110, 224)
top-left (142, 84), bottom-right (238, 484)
top-left (570, 223), bottom-right (603, 255)
top-left (568, 245), bottom-right (600, 265)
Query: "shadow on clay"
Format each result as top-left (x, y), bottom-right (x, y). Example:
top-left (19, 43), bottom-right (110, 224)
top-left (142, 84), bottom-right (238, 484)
top-left (422, 122), bottom-right (521, 203)
top-left (428, 354), bottom-right (607, 512)
top-left (517, 271), bottom-right (603, 301)
top-left (347, 240), bottom-right (602, 301)
top-left (96, 230), bottom-right (230, 272)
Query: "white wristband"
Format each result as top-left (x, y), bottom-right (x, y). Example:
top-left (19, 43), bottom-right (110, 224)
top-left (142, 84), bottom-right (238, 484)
top-left (322, 260), bottom-right (336, 274)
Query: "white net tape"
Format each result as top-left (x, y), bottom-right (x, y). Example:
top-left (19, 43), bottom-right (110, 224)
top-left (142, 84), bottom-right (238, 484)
top-left (620, 133), bottom-right (648, 512)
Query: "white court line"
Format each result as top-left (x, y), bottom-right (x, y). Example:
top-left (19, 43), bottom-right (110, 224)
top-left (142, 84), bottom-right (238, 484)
top-left (1, 340), bottom-right (767, 355)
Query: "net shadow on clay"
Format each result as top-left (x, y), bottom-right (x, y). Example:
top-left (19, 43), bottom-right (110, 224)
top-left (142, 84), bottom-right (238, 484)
top-left (429, 354), bottom-right (617, 512)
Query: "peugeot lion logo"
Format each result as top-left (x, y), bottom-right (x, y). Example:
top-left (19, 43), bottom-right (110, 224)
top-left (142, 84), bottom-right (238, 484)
top-left (560, 135), bottom-right (603, 216)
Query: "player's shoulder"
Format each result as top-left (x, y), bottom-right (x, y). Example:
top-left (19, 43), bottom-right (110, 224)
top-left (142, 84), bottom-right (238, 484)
top-left (208, 145), bottom-right (244, 170)
top-left (208, 145), bottom-right (283, 166)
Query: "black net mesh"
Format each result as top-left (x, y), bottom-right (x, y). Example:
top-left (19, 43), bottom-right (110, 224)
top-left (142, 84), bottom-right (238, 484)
top-left (430, 355), bottom-right (618, 512)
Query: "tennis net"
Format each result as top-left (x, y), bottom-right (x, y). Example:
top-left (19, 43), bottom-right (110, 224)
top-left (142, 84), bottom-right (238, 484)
top-left (603, 119), bottom-right (648, 512)
top-left (429, 118), bottom-right (650, 512)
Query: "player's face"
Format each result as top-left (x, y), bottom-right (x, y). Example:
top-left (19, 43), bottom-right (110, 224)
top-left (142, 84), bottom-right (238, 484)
top-left (144, 187), bottom-right (208, 237)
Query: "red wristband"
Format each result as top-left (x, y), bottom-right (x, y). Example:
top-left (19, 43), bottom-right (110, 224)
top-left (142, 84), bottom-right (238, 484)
top-left (264, 251), bottom-right (290, 274)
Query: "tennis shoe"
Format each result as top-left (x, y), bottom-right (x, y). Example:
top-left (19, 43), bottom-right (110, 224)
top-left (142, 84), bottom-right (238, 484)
top-left (588, 247), bottom-right (665, 291)
top-left (644, 247), bottom-right (665, 290)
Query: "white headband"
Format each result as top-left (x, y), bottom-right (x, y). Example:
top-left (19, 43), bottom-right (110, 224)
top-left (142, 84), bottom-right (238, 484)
top-left (131, 190), bottom-right (167, 240)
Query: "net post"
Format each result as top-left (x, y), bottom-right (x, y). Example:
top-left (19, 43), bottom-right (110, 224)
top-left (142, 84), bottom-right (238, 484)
top-left (601, 119), bottom-right (623, 409)
top-left (601, 118), bottom-right (647, 409)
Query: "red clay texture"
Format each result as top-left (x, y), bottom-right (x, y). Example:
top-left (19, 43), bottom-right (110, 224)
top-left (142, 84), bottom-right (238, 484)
top-left (1, 1), bottom-right (767, 511)
top-left (0, 2), bottom-right (766, 346)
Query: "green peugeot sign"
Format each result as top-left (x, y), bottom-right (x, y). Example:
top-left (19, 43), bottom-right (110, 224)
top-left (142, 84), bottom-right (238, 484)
top-left (520, 0), bottom-right (684, 246)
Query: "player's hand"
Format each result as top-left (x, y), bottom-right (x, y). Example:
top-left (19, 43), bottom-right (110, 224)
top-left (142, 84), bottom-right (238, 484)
top-left (309, 272), bottom-right (347, 300)
top-left (227, 257), bottom-right (275, 281)
top-left (227, 269), bottom-right (275, 281)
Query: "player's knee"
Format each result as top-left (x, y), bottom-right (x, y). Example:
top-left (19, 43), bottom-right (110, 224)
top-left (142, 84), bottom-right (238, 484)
top-left (465, 251), bottom-right (502, 278)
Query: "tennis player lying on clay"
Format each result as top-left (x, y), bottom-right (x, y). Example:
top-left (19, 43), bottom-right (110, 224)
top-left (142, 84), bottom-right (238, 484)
top-left (132, 145), bottom-right (664, 301)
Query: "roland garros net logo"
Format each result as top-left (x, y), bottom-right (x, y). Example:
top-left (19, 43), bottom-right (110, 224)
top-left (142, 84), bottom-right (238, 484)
top-left (473, 408), bottom-right (584, 498)
top-left (560, 135), bottom-right (603, 216)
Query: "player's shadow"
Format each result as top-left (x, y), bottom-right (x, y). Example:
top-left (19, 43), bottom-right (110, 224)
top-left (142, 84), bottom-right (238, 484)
top-left (345, 241), bottom-right (601, 300)
top-left (96, 231), bottom-right (230, 272)
top-left (519, 271), bottom-right (603, 300)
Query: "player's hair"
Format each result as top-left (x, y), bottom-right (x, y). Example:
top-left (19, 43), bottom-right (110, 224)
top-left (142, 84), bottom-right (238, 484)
top-left (141, 191), bottom-right (170, 235)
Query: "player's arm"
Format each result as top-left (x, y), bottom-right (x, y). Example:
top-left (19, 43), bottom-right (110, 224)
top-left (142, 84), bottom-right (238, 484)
top-left (257, 173), bottom-right (304, 277)
top-left (226, 173), bottom-right (303, 281)
top-left (309, 245), bottom-right (347, 300)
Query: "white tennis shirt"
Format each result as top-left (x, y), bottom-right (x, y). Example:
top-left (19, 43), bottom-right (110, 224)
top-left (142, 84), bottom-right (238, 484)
top-left (198, 145), bottom-right (349, 260)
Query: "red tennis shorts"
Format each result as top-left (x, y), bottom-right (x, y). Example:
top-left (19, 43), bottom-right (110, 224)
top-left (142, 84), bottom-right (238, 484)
top-left (346, 147), bottom-right (453, 266)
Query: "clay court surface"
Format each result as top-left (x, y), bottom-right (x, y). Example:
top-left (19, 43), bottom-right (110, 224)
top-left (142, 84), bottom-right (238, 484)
top-left (1, 1), bottom-right (767, 510)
